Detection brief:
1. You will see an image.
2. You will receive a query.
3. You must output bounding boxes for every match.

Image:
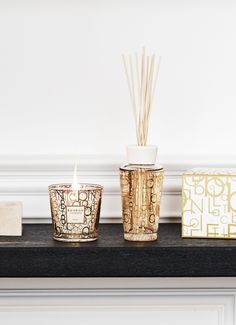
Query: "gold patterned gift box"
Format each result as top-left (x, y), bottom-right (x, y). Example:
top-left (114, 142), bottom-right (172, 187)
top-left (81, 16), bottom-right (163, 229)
top-left (182, 168), bottom-right (236, 239)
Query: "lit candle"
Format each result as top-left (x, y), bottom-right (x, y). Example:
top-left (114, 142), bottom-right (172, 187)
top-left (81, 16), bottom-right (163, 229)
top-left (72, 163), bottom-right (80, 191)
top-left (49, 164), bottom-right (103, 242)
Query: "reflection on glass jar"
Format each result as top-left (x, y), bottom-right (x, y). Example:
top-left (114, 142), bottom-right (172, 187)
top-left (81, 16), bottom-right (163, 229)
top-left (49, 183), bottom-right (103, 242)
top-left (120, 165), bottom-right (164, 241)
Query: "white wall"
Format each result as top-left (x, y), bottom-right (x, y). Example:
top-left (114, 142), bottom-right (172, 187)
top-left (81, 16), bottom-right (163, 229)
top-left (0, 153), bottom-right (234, 223)
top-left (0, 0), bottom-right (236, 156)
top-left (0, 278), bottom-right (234, 325)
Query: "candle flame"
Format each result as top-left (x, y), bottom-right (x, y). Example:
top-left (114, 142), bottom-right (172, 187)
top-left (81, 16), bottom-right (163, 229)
top-left (72, 163), bottom-right (80, 190)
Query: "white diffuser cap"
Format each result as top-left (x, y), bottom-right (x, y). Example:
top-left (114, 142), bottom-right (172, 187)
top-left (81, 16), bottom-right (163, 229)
top-left (126, 145), bottom-right (158, 165)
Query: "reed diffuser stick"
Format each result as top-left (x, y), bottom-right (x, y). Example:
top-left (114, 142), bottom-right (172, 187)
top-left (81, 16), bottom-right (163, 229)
top-left (123, 48), bottom-right (160, 146)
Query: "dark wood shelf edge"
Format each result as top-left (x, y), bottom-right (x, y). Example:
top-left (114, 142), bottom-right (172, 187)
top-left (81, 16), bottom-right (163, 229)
top-left (0, 223), bottom-right (235, 277)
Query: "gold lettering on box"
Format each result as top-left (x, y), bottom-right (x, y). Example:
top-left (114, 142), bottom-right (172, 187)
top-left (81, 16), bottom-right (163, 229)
top-left (66, 206), bottom-right (84, 224)
top-left (182, 168), bottom-right (236, 239)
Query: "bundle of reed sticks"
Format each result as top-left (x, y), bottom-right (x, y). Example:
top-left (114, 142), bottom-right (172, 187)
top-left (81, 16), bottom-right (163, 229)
top-left (122, 48), bottom-right (160, 146)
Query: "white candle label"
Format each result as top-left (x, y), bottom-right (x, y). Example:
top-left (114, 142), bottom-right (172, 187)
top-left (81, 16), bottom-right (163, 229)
top-left (66, 206), bottom-right (84, 223)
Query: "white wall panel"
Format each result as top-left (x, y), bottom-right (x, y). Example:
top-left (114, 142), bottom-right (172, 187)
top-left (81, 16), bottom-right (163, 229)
top-left (0, 308), bottom-right (223, 325)
top-left (0, 1), bottom-right (236, 156)
top-left (0, 279), bottom-right (234, 325)
top-left (0, 281), bottom-right (234, 325)
top-left (0, 154), bottom-right (235, 223)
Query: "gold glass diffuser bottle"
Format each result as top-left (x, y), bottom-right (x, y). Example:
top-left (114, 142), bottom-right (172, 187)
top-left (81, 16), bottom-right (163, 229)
top-left (121, 48), bottom-right (164, 241)
top-left (120, 145), bottom-right (164, 241)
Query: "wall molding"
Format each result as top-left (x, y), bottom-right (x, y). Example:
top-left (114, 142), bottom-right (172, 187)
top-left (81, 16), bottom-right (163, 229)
top-left (0, 154), bottom-right (235, 223)
top-left (1, 277), bottom-right (236, 290)
top-left (0, 286), bottom-right (233, 325)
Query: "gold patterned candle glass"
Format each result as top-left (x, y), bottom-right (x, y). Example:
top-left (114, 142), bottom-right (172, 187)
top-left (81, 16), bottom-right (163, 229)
top-left (120, 165), bottom-right (164, 241)
top-left (49, 184), bottom-right (103, 242)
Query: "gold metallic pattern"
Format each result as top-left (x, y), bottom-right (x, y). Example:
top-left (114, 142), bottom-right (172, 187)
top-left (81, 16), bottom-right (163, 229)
top-left (120, 165), bottom-right (164, 241)
top-left (182, 168), bottom-right (236, 239)
top-left (49, 184), bottom-right (103, 242)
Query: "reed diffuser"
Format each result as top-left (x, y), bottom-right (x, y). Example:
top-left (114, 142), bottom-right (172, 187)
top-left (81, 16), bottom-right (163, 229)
top-left (120, 48), bottom-right (164, 241)
top-left (122, 47), bottom-right (160, 147)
